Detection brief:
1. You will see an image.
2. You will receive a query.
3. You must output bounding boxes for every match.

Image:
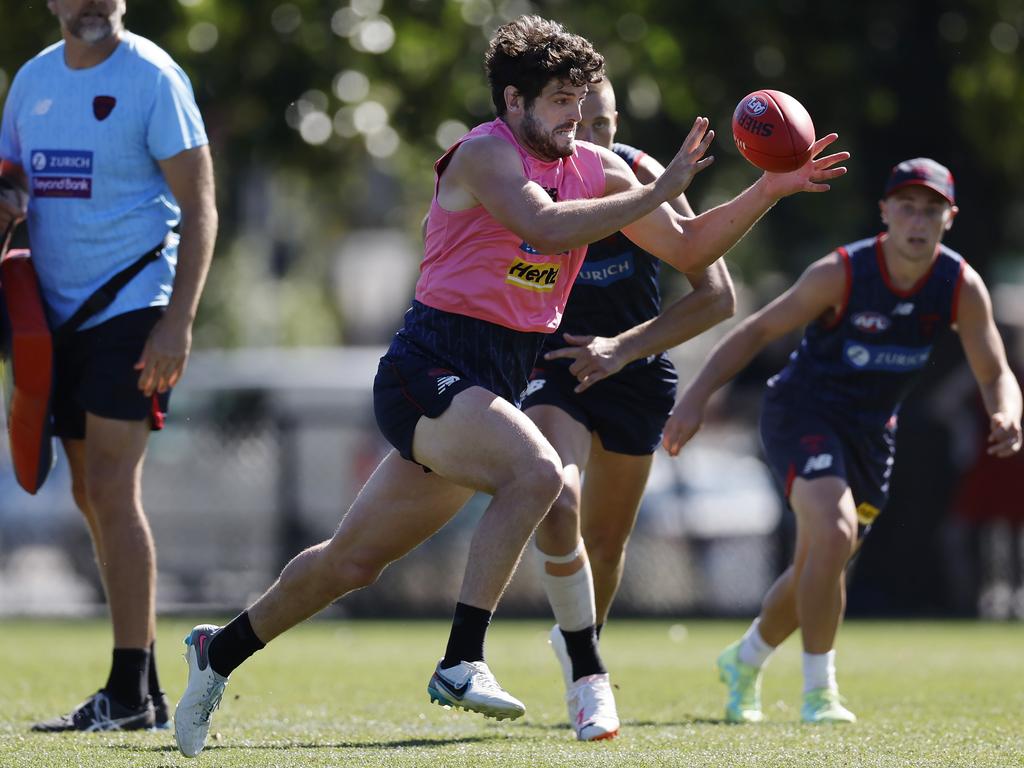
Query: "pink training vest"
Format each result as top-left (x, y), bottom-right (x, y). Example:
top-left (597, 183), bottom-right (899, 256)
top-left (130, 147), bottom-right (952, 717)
top-left (418, 119), bottom-right (606, 333)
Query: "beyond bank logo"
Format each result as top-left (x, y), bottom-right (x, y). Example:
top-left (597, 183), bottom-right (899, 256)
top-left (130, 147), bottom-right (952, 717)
top-left (30, 149), bottom-right (94, 199)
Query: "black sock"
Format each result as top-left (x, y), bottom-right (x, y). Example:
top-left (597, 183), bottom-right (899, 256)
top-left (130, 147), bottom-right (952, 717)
top-left (441, 602), bottom-right (491, 668)
top-left (208, 611), bottom-right (266, 678)
top-left (105, 648), bottom-right (150, 709)
top-left (596, 623), bottom-right (604, 640)
top-left (148, 641), bottom-right (162, 698)
top-left (561, 626), bottom-right (605, 682)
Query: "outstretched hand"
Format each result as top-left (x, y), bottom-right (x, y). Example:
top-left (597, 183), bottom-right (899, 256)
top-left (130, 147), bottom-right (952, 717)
top-left (662, 398), bottom-right (704, 457)
top-left (656, 116), bottom-right (716, 201)
top-left (761, 133), bottom-right (850, 198)
top-left (543, 333), bottom-right (627, 393)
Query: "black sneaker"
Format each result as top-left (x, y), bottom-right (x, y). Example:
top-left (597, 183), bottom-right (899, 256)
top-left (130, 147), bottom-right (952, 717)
top-left (31, 690), bottom-right (155, 732)
top-left (152, 690), bottom-right (171, 730)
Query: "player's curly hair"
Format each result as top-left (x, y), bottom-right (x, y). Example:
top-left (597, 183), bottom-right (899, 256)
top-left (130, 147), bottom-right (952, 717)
top-left (485, 15), bottom-right (605, 116)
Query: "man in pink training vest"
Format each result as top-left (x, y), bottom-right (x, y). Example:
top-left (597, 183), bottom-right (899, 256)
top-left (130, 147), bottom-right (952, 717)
top-left (174, 15), bottom-right (849, 757)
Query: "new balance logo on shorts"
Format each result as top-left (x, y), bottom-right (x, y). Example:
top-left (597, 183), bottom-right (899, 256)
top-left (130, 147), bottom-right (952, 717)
top-left (803, 453), bottom-right (833, 474)
top-left (520, 378), bottom-right (545, 400)
top-left (436, 374), bottom-right (460, 395)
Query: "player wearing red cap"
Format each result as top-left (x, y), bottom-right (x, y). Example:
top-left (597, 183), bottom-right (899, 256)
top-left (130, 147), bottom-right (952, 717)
top-left (664, 158), bottom-right (1022, 724)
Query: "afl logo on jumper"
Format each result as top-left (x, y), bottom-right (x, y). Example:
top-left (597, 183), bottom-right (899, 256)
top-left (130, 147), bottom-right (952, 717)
top-left (93, 95), bottom-right (116, 121)
top-left (506, 258), bottom-right (559, 292)
top-left (851, 311), bottom-right (891, 334)
top-left (30, 149), bottom-right (94, 199)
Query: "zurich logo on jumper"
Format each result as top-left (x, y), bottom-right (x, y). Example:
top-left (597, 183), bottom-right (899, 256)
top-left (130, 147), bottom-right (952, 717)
top-left (576, 253), bottom-right (634, 287)
top-left (30, 149), bottom-right (94, 199)
top-left (843, 340), bottom-right (931, 372)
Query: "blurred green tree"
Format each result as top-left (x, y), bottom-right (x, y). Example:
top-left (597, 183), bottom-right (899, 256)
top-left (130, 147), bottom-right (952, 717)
top-left (3, 0), bottom-right (1022, 345)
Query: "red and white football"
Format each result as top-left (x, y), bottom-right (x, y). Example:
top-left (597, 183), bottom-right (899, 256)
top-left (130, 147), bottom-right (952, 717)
top-left (732, 89), bottom-right (815, 173)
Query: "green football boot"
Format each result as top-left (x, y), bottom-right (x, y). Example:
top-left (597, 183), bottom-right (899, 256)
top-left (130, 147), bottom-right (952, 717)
top-left (800, 687), bottom-right (857, 724)
top-left (716, 641), bottom-right (765, 723)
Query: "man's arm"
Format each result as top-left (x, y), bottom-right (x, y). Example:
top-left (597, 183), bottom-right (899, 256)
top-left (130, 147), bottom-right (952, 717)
top-left (955, 265), bottom-right (1023, 456)
top-left (619, 134), bottom-right (848, 275)
top-left (632, 151), bottom-right (696, 218)
top-left (135, 145), bottom-right (217, 396)
top-left (441, 117), bottom-right (715, 254)
top-left (547, 260), bottom-right (735, 392)
top-left (662, 253), bottom-right (848, 455)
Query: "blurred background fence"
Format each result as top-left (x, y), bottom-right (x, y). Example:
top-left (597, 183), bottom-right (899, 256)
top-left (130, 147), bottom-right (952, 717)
top-left (2, 0), bottom-right (1024, 620)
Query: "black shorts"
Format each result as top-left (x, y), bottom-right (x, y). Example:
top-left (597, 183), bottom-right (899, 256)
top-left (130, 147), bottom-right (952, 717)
top-left (521, 354), bottom-right (677, 456)
top-left (52, 307), bottom-right (170, 440)
top-left (758, 389), bottom-right (896, 527)
top-left (373, 301), bottom-right (546, 464)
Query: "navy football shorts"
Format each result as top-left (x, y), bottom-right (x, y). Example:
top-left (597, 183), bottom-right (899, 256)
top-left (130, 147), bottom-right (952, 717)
top-left (758, 389), bottom-right (896, 526)
top-left (373, 301), bottom-right (546, 465)
top-left (521, 353), bottom-right (677, 456)
top-left (52, 307), bottom-right (171, 440)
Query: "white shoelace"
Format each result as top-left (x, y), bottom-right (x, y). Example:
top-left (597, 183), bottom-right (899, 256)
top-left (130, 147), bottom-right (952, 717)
top-left (197, 678), bottom-right (226, 725)
top-left (82, 692), bottom-right (129, 732)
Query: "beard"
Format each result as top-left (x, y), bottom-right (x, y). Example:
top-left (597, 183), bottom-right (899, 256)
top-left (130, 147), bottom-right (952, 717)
top-left (68, 5), bottom-right (118, 44)
top-left (521, 110), bottom-right (574, 160)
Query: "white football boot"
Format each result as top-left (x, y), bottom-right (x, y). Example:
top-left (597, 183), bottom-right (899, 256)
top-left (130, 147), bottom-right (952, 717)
top-left (550, 625), bottom-right (620, 741)
top-left (174, 624), bottom-right (229, 757)
top-left (566, 672), bottom-right (620, 741)
top-left (427, 660), bottom-right (526, 720)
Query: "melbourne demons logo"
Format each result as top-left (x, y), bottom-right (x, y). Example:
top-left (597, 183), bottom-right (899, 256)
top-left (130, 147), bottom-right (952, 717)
top-left (851, 311), bottom-right (891, 334)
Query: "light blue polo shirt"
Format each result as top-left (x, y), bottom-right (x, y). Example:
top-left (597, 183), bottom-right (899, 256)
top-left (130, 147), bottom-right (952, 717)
top-left (0, 32), bottom-right (208, 328)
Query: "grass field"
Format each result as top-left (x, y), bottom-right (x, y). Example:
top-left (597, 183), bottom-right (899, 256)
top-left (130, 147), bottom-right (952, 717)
top-left (1, 619), bottom-right (1022, 767)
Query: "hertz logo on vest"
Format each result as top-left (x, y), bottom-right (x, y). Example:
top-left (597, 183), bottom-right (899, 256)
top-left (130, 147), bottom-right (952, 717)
top-left (506, 258), bottom-right (559, 292)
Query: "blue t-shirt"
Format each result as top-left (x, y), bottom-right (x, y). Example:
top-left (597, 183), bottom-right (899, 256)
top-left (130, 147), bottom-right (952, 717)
top-left (767, 234), bottom-right (964, 428)
top-left (0, 32), bottom-right (208, 328)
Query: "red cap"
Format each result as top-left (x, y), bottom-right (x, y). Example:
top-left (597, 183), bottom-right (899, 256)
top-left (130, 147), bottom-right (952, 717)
top-left (883, 158), bottom-right (955, 205)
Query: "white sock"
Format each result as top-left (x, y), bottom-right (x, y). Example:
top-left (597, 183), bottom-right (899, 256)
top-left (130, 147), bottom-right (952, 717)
top-left (802, 650), bottom-right (837, 693)
top-left (532, 539), bottom-right (596, 632)
top-left (738, 618), bottom-right (776, 668)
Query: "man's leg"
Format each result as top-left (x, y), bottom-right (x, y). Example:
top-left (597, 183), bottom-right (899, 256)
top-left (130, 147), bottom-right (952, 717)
top-left (176, 387), bottom-right (562, 756)
top-left (788, 475), bottom-right (858, 723)
top-left (33, 416), bottom-right (155, 732)
top-left (247, 450), bottom-right (474, 642)
top-left (527, 405), bottom-right (618, 741)
top-left (528, 403), bottom-right (596, 684)
top-left (578, 440), bottom-right (654, 627)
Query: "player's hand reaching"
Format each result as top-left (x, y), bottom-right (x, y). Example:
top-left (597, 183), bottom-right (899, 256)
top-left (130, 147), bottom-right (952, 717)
top-left (760, 133), bottom-right (850, 198)
top-left (544, 333), bottom-right (627, 393)
top-left (654, 117), bottom-right (715, 201)
top-left (662, 396), bottom-right (705, 456)
top-left (988, 411), bottom-right (1022, 457)
top-left (135, 313), bottom-right (193, 397)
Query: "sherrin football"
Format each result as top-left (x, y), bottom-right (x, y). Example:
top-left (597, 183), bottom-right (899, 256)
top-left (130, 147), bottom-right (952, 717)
top-left (732, 89), bottom-right (815, 173)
